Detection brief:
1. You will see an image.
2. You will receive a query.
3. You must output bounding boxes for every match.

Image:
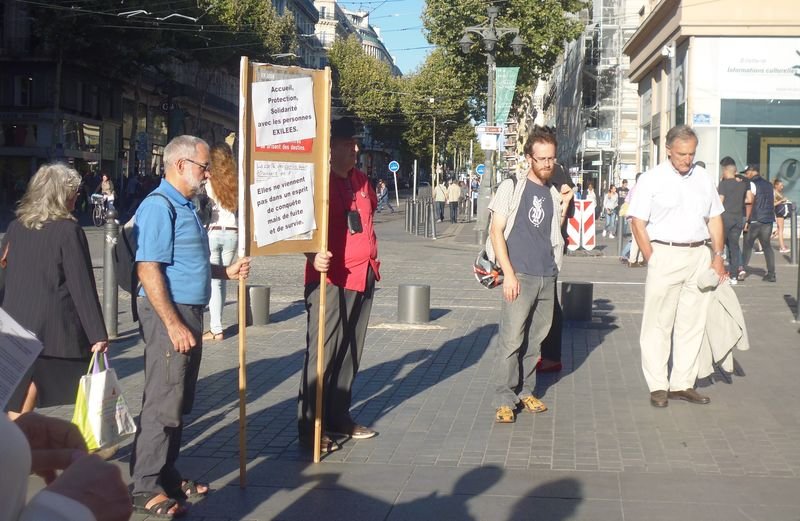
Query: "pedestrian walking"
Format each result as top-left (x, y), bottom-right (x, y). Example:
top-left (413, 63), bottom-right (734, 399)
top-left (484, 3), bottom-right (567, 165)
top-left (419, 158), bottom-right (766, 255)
top-left (433, 181), bottom-right (447, 222)
top-left (298, 118), bottom-right (380, 454)
top-left (717, 156), bottom-right (751, 283)
top-left (447, 179), bottom-right (461, 223)
top-left (773, 178), bottom-right (791, 253)
top-left (741, 165), bottom-right (776, 282)
top-left (627, 125), bottom-right (725, 408)
top-left (602, 186), bottom-right (618, 238)
top-left (486, 125), bottom-right (569, 423)
top-left (1, 163), bottom-right (108, 418)
top-left (202, 143), bottom-right (239, 342)
top-left (376, 179), bottom-right (393, 213)
top-left (129, 135), bottom-right (250, 517)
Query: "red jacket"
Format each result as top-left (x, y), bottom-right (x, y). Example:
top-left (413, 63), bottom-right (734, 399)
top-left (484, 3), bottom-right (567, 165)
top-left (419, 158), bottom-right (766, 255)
top-left (305, 167), bottom-right (380, 291)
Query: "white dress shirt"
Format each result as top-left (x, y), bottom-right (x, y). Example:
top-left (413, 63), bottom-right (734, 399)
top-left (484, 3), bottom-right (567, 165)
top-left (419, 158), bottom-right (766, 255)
top-left (627, 161), bottom-right (724, 243)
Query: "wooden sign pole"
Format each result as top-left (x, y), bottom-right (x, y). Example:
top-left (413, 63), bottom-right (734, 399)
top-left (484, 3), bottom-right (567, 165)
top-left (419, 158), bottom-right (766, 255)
top-left (238, 58), bottom-right (332, 470)
top-left (238, 276), bottom-right (247, 487)
top-left (313, 277), bottom-right (327, 462)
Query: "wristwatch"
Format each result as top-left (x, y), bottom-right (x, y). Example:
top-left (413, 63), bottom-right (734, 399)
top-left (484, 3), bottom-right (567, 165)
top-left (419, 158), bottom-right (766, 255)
top-left (714, 250), bottom-right (726, 260)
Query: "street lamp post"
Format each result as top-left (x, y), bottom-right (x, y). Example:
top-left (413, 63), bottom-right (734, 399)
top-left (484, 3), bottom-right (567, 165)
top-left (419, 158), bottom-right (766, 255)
top-left (460, 5), bottom-right (524, 245)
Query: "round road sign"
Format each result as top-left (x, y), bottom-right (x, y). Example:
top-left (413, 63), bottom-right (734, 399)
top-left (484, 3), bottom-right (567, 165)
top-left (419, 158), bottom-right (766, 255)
top-left (388, 160), bottom-right (400, 173)
top-left (476, 163), bottom-right (486, 176)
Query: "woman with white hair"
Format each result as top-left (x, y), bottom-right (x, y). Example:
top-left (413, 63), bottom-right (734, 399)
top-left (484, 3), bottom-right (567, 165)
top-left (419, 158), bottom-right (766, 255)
top-left (1, 163), bottom-right (108, 417)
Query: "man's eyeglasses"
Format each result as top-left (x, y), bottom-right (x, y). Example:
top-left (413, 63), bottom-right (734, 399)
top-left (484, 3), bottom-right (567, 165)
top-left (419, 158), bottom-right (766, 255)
top-left (183, 158), bottom-right (211, 173)
top-left (531, 157), bottom-right (556, 165)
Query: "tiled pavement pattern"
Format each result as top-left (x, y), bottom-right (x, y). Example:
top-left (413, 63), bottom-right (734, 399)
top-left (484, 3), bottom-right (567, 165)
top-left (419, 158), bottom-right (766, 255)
top-left (24, 209), bottom-right (800, 520)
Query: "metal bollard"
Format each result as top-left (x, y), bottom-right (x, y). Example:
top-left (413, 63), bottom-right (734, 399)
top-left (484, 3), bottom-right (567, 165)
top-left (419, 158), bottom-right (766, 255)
top-left (423, 201), bottom-right (430, 237)
top-left (791, 207), bottom-right (797, 265)
top-left (561, 281), bottom-right (593, 322)
top-left (405, 199), bottom-right (411, 232)
top-left (103, 209), bottom-right (119, 339)
top-left (430, 201), bottom-right (437, 240)
top-left (245, 285), bottom-right (270, 326)
top-left (397, 284), bottom-right (430, 323)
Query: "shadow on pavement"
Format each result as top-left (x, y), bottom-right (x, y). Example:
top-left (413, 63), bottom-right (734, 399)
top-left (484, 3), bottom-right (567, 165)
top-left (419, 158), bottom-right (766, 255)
top-left (188, 464), bottom-right (582, 521)
top-left (535, 298), bottom-right (619, 399)
top-left (351, 323), bottom-right (496, 426)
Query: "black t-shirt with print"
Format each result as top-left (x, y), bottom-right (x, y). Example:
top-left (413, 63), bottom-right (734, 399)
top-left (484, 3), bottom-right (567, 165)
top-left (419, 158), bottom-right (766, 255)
top-left (507, 179), bottom-right (557, 277)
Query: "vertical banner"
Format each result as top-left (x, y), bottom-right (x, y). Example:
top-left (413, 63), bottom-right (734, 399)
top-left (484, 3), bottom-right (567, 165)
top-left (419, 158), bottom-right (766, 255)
top-left (494, 67), bottom-right (519, 127)
top-left (237, 59), bottom-right (332, 480)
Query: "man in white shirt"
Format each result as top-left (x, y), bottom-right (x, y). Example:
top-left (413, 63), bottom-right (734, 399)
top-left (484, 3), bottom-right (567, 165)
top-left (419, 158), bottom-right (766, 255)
top-left (627, 125), bottom-right (726, 408)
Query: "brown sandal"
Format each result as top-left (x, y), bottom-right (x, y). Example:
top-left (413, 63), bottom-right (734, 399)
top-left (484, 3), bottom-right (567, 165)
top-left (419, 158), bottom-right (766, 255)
top-left (495, 406), bottom-right (515, 423)
top-left (202, 331), bottom-right (224, 341)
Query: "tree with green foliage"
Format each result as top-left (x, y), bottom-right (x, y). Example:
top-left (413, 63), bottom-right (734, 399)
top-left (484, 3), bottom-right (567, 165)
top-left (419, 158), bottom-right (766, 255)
top-left (399, 48), bottom-right (475, 164)
top-left (327, 36), bottom-right (401, 126)
top-left (423, 0), bottom-right (586, 121)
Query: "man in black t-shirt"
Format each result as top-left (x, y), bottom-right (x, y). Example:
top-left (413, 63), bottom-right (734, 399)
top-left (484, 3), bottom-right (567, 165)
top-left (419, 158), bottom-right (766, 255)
top-left (538, 163), bottom-right (574, 373)
top-left (717, 156), bottom-right (752, 282)
top-left (487, 126), bottom-right (569, 423)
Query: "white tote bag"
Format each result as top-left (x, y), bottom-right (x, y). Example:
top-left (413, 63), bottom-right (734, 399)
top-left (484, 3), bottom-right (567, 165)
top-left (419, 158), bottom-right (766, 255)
top-left (71, 352), bottom-right (137, 451)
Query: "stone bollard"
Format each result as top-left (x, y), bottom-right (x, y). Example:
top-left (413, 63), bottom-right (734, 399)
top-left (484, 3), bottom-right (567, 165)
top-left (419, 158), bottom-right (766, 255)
top-left (397, 284), bottom-right (430, 324)
top-left (561, 281), bottom-right (593, 322)
top-left (245, 285), bottom-right (270, 326)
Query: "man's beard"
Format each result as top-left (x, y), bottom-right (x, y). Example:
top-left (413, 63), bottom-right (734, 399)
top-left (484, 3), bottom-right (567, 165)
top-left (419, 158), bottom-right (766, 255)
top-left (533, 167), bottom-right (553, 183)
top-left (187, 175), bottom-right (205, 195)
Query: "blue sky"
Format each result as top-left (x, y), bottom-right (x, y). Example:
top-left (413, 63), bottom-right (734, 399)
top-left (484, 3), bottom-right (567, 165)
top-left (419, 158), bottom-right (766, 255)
top-left (338, 0), bottom-right (432, 75)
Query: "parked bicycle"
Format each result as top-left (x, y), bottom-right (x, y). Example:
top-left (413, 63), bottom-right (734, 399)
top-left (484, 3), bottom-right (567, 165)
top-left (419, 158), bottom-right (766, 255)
top-left (91, 193), bottom-right (107, 227)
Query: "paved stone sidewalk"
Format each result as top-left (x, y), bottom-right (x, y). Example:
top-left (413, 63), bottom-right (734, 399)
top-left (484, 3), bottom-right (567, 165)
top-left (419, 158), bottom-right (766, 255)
top-left (28, 210), bottom-right (800, 520)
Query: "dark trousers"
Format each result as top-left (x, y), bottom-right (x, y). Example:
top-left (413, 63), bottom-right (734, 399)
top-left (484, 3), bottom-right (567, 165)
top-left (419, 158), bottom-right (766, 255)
top-left (723, 216), bottom-right (744, 274)
top-left (743, 221), bottom-right (776, 275)
top-left (449, 201), bottom-right (458, 223)
top-left (436, 201), bottom-right (445, 221)
top-left (130, 298), bottom-right (203, 496)
top-left (540, 281), bottom-right (563, 362)
top-left (298, 269), bottom-right (375, 436)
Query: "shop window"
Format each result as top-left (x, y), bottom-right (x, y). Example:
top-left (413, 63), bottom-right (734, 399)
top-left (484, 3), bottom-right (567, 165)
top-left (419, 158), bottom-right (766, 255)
top-left (721, 99), bottom-right (800, 127)
top-left (1, 123), bottom-right (37, 147)
top-left (14, 76), bottom-right (33, 107)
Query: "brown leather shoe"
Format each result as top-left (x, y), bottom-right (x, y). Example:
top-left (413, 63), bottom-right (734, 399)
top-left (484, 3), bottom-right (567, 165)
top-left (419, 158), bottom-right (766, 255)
top-left (668, 388), bottom-right (710, 404)
top-left (650, 390), bottom-right (668, 408)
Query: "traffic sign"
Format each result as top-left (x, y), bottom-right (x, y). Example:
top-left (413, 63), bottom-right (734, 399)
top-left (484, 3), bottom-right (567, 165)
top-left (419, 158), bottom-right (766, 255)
top-left (477, 125), bottom-right (503, 135)
top-left (388, 160), bottom-right (400, 173)
top-left (476, 164), bottom-right (486, 176)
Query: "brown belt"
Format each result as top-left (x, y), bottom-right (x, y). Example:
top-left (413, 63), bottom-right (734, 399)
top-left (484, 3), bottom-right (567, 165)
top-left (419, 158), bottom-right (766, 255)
top-left (651, 239), bottom-right (708, 248)
top-left (208, 225), bottom-right (237, 232)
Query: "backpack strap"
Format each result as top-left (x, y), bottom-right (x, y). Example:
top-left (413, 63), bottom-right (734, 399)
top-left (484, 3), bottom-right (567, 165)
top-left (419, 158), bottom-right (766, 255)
top-left (130, 192), bottom-right (177, 321)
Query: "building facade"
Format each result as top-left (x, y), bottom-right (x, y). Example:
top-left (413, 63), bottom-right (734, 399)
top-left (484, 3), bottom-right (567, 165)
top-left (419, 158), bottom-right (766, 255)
top-left (534, 0), bottom-right (640, 190)
top-left (624, 0), bottom-right (800, 202)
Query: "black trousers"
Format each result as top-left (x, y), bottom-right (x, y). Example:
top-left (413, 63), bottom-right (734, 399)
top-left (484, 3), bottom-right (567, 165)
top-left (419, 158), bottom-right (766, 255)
top-left (743, 221), bottom-right (775, 275)
top-left (298, 269), bottom-right (375, 436)
top-left (130, 298), bottom-right (203, 496)
top-left (722, 215), bottom-right (744, 274)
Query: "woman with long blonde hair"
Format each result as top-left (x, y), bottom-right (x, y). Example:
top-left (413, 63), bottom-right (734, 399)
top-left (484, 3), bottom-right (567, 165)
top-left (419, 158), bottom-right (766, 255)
top-left (203, 143), bottom-right (239, 341)
top-left (2, 163), bottom-right (108, 417)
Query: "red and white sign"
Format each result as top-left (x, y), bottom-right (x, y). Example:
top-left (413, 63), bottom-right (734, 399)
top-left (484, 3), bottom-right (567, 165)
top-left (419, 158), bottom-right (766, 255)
top-left (580, 201), bottom-right (596, 250)
top-left (256, 138), bottom-right (314, 154)
top-left (566, 201), bottom-right (596, 251)
top-left (567, 203), bottom-right (581, 251)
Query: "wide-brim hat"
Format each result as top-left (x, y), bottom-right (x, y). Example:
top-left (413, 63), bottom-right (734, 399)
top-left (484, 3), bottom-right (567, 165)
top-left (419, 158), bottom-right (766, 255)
top-left (331, 117), bottom-right (363, 139)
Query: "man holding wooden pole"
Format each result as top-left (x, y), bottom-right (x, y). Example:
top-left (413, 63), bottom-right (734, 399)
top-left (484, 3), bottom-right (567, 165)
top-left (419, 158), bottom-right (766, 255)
top-left (298, 118), bottom-right (380, 453)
